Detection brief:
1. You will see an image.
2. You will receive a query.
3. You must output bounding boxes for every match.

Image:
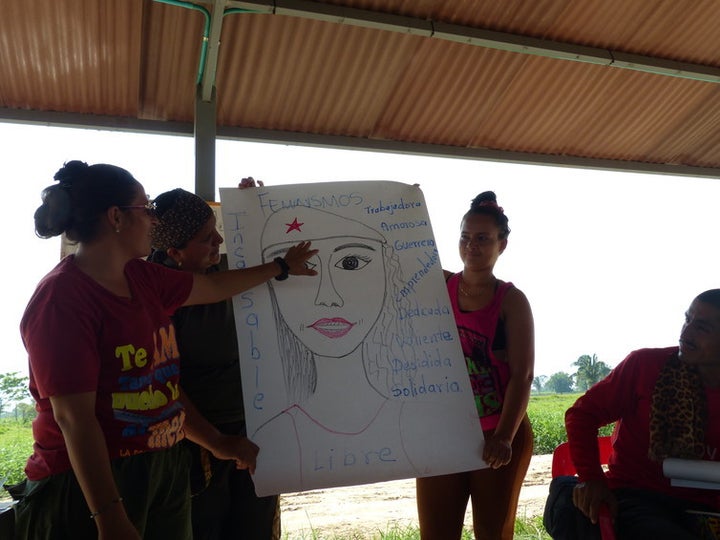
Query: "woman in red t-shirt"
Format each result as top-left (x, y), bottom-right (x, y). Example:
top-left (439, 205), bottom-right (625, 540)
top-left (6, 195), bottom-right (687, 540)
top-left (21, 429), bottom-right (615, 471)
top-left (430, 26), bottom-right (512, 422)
top-left (16, 161), bottom-right (317, 540)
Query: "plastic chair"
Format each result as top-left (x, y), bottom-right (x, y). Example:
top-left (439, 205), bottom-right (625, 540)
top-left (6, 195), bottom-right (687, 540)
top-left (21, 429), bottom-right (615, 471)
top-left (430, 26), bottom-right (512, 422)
top-left (552, 435), bottom-right (612, 477)
top-left (551, 436), bottom-right (616, 540)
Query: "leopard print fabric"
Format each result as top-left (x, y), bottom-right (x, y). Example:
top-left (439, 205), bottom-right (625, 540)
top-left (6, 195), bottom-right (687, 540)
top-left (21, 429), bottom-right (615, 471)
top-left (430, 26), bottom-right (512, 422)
top-left (648, 354), bottom-right (706, 461)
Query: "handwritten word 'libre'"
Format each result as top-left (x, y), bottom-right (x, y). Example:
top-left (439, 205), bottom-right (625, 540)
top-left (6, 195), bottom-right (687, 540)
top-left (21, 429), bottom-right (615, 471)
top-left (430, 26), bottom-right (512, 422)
top-left (314, 446), bottom-right (397, 472)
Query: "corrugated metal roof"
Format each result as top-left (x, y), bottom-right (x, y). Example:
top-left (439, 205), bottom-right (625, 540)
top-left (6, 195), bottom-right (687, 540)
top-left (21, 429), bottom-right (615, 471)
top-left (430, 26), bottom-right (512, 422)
top-left (3, 0), bottom-right (720, 176)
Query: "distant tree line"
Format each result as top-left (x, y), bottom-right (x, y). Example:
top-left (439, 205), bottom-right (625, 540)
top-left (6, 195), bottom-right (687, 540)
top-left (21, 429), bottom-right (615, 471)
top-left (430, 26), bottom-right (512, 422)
top-left (1, 354), bottom-right (610, 423)
top-left (0, 371), bottom-right (36, 423)
top-left (532, 354), bottom-right (612, 394)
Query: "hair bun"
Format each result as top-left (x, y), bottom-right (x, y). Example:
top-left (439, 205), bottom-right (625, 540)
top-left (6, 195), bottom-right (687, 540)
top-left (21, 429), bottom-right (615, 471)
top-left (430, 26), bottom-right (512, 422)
top-left (470, 191), bottom-right (497, 209)
top-left (34, 185), bottom-right (72, 238)
top-left (53, 160), bottom-right (89, 186)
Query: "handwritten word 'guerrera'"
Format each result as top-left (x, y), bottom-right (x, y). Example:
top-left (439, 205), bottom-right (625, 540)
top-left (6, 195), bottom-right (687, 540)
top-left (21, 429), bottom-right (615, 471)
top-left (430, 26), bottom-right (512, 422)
top-left (393, 238), bottom-right (435, 251)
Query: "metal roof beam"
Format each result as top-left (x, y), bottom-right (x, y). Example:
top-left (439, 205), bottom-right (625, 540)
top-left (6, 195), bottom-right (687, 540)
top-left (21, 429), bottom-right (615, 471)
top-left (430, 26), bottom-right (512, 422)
top-left (215, 125), bottom-right (720, 179)
top-left (4, 108), bottom-right (720, 179)
top-left (225, 0), bottom-right (720, 83)
top-left (0, 108), bottom-right (194, 136)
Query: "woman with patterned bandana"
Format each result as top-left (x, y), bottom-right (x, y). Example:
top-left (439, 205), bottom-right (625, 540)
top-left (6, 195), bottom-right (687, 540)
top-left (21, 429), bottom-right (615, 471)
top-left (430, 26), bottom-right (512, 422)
top-left (149, 181), bottom-right (283, 540)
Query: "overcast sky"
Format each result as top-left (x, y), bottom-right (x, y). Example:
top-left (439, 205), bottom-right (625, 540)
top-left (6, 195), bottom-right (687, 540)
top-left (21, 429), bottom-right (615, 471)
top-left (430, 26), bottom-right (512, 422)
top-left (3, 121), bottom-right (720, 380)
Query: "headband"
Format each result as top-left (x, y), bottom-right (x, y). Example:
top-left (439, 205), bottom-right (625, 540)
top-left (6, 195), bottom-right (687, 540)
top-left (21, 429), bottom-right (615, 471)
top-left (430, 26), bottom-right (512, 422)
top-left (151, 189), bottom-right (214, 250)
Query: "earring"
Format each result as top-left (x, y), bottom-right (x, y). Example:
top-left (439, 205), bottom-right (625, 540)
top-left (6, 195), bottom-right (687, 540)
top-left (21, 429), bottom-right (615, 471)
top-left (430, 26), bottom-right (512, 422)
top-left (115, 227), bottom-right (120, 233)
top-left (177, 260), bottom-right (182, 268)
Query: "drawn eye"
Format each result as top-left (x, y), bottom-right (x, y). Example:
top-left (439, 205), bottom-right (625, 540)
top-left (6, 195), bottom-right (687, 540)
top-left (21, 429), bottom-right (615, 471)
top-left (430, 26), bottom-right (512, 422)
top-left (305, 260), bottom-right (317, 271)
top-left (334, 254), bottom-right (371, 271)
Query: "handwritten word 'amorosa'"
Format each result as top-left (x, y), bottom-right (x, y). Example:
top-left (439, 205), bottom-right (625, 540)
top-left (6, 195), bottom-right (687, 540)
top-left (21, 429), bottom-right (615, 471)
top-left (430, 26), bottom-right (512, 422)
top-left (380, 219), bottom-right (429, 233)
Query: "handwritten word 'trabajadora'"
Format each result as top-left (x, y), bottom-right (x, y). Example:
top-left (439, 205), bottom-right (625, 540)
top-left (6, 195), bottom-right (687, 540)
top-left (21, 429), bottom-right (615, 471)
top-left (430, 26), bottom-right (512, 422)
top-left (365, 198), bottom-right (422, 216)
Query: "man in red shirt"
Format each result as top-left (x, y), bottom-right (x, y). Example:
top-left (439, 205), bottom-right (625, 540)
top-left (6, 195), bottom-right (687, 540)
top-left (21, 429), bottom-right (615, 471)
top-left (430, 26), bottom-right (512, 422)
top-left (552, 289), bottom-right (720, 539)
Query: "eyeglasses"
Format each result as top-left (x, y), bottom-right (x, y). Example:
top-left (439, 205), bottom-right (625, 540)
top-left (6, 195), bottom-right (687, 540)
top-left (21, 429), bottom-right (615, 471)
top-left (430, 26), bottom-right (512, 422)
top-left (119, 202), bottom-right (157, 218)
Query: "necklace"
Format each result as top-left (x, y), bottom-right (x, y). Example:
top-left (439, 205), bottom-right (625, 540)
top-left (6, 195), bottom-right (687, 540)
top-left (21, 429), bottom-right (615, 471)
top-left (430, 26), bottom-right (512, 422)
top-left (459, 274), bottom-right (496, 297)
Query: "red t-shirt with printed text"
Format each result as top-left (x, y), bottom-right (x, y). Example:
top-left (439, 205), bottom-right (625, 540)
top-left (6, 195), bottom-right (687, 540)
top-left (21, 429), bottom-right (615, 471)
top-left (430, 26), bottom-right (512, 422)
top-left (20, 256), bottom-right (193, 480)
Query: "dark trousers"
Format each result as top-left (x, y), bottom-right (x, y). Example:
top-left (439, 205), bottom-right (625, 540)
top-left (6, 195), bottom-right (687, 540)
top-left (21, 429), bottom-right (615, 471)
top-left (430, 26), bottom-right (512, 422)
top-left (543, 476), bottom-right (601, 540)
top-left (13, 444), bottom-right (192, 540)
top-left (188, 429), bottom-right (279, 540)
top-left (614, 488), bottom-right (715, 540)
top-left (544, 478), bottom-right (717, 540)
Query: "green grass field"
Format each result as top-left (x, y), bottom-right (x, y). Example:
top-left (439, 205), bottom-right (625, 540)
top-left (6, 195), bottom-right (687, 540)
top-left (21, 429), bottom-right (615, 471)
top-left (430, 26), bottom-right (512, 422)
top-left (0, 420), bottom-right (33, 486)
top-left (1, 393), bottom-right (606, 539)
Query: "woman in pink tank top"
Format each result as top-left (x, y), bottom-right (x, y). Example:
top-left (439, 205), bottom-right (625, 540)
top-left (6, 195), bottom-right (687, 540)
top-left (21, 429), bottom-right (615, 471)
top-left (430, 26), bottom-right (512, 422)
top-left (416, 191), bottom-right (535, 540)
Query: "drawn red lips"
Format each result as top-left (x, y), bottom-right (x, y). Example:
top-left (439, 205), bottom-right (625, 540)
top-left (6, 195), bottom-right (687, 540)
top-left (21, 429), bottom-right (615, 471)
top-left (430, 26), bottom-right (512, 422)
top-left (309, 318), bottom-right (355, 338)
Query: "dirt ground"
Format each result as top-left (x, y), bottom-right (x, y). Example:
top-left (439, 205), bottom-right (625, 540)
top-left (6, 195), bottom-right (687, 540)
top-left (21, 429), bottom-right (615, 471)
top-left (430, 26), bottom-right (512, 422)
top-left (279, 454), bottom-right (552, 538)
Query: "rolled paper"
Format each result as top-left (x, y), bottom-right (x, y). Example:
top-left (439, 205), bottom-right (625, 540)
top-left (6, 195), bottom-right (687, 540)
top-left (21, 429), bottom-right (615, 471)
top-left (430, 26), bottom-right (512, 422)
top-left (663, 458), bottom-right (720, 490)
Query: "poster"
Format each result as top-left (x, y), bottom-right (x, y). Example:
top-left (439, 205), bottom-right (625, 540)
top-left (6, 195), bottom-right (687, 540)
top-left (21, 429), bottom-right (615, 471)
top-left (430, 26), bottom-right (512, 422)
top-left (220, 181), bottom-right (485, 496)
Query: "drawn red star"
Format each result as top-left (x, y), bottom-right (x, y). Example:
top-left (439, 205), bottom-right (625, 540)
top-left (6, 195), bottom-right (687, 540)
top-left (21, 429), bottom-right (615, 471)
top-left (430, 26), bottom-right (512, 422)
top-left (285, 217), bottom-right (304, 233)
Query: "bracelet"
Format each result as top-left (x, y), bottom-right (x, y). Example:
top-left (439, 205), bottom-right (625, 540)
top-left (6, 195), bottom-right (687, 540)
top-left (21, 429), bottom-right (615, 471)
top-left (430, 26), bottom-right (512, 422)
top-left (273, 257), bottom-right (290, 281)
top-left (90, 497), bottom-right (123, 519)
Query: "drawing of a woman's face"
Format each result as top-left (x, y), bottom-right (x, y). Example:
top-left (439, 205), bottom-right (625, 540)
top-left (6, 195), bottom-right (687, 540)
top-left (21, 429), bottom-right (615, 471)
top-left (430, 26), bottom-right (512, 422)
top-left (269, 236), bottom-right (386, 357)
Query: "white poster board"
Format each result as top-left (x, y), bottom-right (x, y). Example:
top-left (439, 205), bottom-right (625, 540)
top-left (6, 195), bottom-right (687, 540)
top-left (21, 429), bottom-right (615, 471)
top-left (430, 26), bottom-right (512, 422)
top-left (220, 181), bottom-right (485, 496)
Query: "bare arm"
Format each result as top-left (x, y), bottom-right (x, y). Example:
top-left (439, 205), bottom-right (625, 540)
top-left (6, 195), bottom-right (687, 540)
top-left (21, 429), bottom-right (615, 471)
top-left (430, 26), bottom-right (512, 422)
top-left (183, 241), bottom-right (318, 307)
top-left (49, 392), bottom-right (140, 540)
top-left (179, 388), bottom-right (258, 473)
top-left (483, 287), bottom-right (534, 468)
